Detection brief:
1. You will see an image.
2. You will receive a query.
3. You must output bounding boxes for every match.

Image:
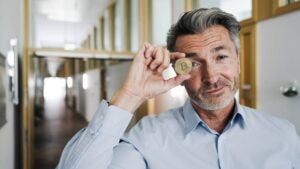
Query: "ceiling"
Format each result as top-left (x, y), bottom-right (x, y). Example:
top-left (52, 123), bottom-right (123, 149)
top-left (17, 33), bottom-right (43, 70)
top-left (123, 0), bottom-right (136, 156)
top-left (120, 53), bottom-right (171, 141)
top-left (32, 0), bottom-right (112, 49)
top-left (32, 0), bottom-right (113, 77)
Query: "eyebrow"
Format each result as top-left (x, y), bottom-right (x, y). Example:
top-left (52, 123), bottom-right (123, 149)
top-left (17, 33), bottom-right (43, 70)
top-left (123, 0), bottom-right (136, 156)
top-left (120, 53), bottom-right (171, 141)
top-left (185, 45), bottom-right (228, 58)
top-left (185, 53), bottom-right (199, 58)
top-left (211, 45), bottom-right (227, 53)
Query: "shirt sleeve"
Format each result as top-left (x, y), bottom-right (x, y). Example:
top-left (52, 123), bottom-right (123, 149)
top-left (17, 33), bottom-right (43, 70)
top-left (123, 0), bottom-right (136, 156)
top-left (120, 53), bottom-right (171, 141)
top-left (289, 125), bottom-right (300, 168)
top-left (108, 142), bottom-right (147, 169)
top-left (56, 100), bottom-right (145, 169)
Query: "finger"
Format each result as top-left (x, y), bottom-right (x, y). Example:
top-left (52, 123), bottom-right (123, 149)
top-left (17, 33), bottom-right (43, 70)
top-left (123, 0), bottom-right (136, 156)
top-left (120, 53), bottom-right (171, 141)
top-left (144, 42), bottom-right (151, 49)
top-left (150, 47), bottom-right (164, 70)
top-left (143, 42), bottom-right (153, 65)
top-left (170, 52), bottom-right (186, 61)
top-left (157, 48), bottom-right (171, 73)
top-left (134, 44), bottom-right (147, 63)
top-left (144, 55), bottom-right (152, 65)
top-left (137, 44), bottom-right (147, 56)
top-left (144, 45), bottom-right (155, 66)
top-left (164, 74), bottom-right (191, 89)
top-left (145, 45), bottom-right (155, 59)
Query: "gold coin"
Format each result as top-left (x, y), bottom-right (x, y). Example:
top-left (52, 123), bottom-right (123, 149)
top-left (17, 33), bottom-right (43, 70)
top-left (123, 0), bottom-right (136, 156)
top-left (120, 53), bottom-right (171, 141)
top-left (174, 58), bottom-right (192, 75)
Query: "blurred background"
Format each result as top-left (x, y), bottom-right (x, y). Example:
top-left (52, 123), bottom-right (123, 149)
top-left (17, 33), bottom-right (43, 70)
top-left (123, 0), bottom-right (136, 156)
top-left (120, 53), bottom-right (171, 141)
top-left (0, 0), bottom-right (300, 168)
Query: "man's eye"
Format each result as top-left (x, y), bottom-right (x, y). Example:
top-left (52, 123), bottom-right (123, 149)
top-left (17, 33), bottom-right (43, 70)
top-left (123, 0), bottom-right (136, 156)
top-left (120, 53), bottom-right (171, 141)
top-left (191, 61), bottom-right (201, 67)
top-left (217, 55), bottom-right (228, 60)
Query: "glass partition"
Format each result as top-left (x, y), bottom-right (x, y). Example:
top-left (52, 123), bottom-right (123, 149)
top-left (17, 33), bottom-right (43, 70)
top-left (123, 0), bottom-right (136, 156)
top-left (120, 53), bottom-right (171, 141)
top-left (198, 0), bottom-right (252, 21)
top-left (275, 0), bottom-right (300, 16)
top-left (279, 0), bottom-right (300, 7)
top-left (130, 0), bottom-right (139, 52)
top-left (104, 9), bottom-right (111, 50)
top-left (151, 0), bottom-right (172, 45)
top-left (114, 0), bottom-right (126, 51)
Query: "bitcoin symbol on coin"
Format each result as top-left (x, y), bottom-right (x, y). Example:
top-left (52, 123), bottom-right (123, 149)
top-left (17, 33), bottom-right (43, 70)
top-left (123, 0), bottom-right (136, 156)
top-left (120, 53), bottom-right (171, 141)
top-left (180, 62), bottom-right (188, 71)
top-left (174, 58), bottom-right (192, 75)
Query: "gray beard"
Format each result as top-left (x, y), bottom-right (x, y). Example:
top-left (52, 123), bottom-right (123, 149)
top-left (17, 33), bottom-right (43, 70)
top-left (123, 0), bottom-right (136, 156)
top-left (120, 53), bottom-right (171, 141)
top-left (185, 77), bottom-right (239, 111)
top-left (190, 92), bottom-right (236, 111)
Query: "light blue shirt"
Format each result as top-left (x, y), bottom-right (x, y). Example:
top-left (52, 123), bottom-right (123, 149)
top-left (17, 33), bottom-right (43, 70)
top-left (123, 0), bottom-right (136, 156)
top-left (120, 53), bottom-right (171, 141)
top-left (57, 100), bottom-right (300, 169)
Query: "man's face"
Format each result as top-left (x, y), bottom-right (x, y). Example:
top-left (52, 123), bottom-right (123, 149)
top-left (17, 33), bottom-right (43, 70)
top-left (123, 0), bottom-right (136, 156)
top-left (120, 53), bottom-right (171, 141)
top-left (175, 25), bottom-right (240, 111)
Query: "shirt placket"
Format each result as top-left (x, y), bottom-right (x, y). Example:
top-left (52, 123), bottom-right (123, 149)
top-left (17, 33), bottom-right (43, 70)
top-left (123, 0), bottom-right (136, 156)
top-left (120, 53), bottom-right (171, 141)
top-left (216, 133), bottom-right (230, 169)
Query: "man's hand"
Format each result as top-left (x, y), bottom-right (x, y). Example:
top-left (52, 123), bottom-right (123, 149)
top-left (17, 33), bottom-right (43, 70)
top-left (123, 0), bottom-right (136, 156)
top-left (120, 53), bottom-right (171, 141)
top-left (110, 43), bottom-right (191, 113)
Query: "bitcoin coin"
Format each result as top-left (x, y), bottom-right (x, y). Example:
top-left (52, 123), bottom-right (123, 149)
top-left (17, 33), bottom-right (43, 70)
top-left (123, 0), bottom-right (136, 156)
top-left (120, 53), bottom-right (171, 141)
top-left (174, 58), bottom-right (192, 75)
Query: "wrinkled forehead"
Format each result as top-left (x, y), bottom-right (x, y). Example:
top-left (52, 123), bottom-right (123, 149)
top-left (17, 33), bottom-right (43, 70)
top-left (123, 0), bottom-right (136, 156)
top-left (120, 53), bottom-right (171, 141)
top-left (174, 25), bottom-right (234, 53)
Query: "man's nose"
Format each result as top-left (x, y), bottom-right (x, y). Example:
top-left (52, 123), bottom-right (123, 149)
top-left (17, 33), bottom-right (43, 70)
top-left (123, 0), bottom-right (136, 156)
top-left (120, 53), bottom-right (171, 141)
top-left (201, 63), bottom-right (218, 84)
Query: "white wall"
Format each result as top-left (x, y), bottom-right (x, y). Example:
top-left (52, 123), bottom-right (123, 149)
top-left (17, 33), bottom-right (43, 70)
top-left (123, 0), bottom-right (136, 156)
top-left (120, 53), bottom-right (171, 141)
top-left (84, 69), bottom-right (101, 121)
top-left (0, 0), bottom-right (23, 53)
top-left (0, 0), bottom-right (23, 168)
top-left (74, 74), bottom-right (86, 117)
top-left (130, 0), bottom-right (139, 52)
top-left (71, 69), bottom-right (101, 122)
top-left (71, 61), bottom-right (130, 121)
top-left (151, 0), bottom-right (172, 45)
top-left (171, 0), bottom-right (185, 24)
top-left (0, 71), bottom-right (15, 169)
top-left (106, 61), bottom-right (131, 100)
top-left (257, 10), bottom-right (300, 135)
top-left (114, 0), bottom-right (126, 51)
top-left (71, 62), bottom-right (130, 121)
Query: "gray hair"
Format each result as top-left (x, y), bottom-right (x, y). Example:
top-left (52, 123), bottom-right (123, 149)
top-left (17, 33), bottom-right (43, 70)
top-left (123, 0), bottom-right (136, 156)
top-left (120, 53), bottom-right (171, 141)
top-left (167, 8), bottom-right (241, 53)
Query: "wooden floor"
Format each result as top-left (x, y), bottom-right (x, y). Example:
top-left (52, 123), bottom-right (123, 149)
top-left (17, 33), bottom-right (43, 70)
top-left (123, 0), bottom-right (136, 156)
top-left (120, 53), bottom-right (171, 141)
top-left (33, 96), bottom-right (87, 169)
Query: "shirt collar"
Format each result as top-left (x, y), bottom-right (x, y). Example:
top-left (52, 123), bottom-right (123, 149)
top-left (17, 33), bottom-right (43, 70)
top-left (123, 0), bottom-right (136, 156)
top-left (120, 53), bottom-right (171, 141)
top-left (233, 100), bottom-right (248, 128)
top-left (182, 99), bottom-right (247, 135)
top-left (182, 100), bottom-right (202, 135)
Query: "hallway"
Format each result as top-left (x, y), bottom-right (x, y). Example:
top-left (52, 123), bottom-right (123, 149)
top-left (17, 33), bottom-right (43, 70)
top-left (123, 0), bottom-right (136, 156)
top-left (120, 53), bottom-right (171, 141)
top-left (33, 83), bottom-right (87, 169)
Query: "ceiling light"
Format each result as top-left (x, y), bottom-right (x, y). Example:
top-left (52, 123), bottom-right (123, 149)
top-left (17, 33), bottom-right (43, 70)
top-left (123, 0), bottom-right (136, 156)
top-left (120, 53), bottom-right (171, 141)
top-left (64, 43), bottom-right (77, 50)
top-left (10, 38), bottom-right (17, 46)
top-left (67, 77), bottom-right (73, 88)
top-left (82, 73), bottom-right (88, 90)
top-left (7, 50), bottom-right (15, 67)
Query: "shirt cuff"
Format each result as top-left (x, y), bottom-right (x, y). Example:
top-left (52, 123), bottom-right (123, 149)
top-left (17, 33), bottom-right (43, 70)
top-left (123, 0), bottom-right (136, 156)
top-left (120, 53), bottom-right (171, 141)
top-left (88, 100), bottom-right (133, 138)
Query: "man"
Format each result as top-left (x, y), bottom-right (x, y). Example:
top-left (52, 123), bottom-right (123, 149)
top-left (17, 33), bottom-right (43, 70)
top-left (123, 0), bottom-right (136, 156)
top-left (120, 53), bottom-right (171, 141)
top-left (57, 8), bottom-right (300, 169)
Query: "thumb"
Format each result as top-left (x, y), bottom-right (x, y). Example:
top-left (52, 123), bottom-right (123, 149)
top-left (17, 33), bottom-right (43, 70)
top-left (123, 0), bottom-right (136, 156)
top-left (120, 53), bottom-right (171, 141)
top-left (164, 74), bottom-right (191, 90)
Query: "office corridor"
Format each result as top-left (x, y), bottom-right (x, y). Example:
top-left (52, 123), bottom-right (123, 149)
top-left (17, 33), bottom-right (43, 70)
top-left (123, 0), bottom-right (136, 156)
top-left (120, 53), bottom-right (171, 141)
top-left (33, 93), bottom-right (87, 169)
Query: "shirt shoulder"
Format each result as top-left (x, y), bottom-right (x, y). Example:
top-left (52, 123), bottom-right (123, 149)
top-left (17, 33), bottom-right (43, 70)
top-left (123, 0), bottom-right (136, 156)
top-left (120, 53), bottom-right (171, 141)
top-left (121, 106), bottom-right (185, 150)
top-left (240, 105), bottom-right (296, 136)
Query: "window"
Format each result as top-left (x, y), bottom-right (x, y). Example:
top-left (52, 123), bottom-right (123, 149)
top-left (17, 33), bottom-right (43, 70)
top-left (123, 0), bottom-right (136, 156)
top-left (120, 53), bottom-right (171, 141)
top-left (198, 0), bottom-right (252, 21)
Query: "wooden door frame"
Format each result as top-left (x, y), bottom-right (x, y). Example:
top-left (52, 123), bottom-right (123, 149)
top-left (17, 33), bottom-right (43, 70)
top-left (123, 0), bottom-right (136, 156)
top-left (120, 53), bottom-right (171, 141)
top-left (22, 0), bottom-right (37, 168)
top-left (239, 24), bottom-right (257, 108)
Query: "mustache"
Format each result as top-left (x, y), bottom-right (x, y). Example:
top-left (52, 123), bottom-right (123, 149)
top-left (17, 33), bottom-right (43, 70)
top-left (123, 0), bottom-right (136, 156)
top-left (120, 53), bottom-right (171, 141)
top-left (201, 79), bottom-right (232, 90)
